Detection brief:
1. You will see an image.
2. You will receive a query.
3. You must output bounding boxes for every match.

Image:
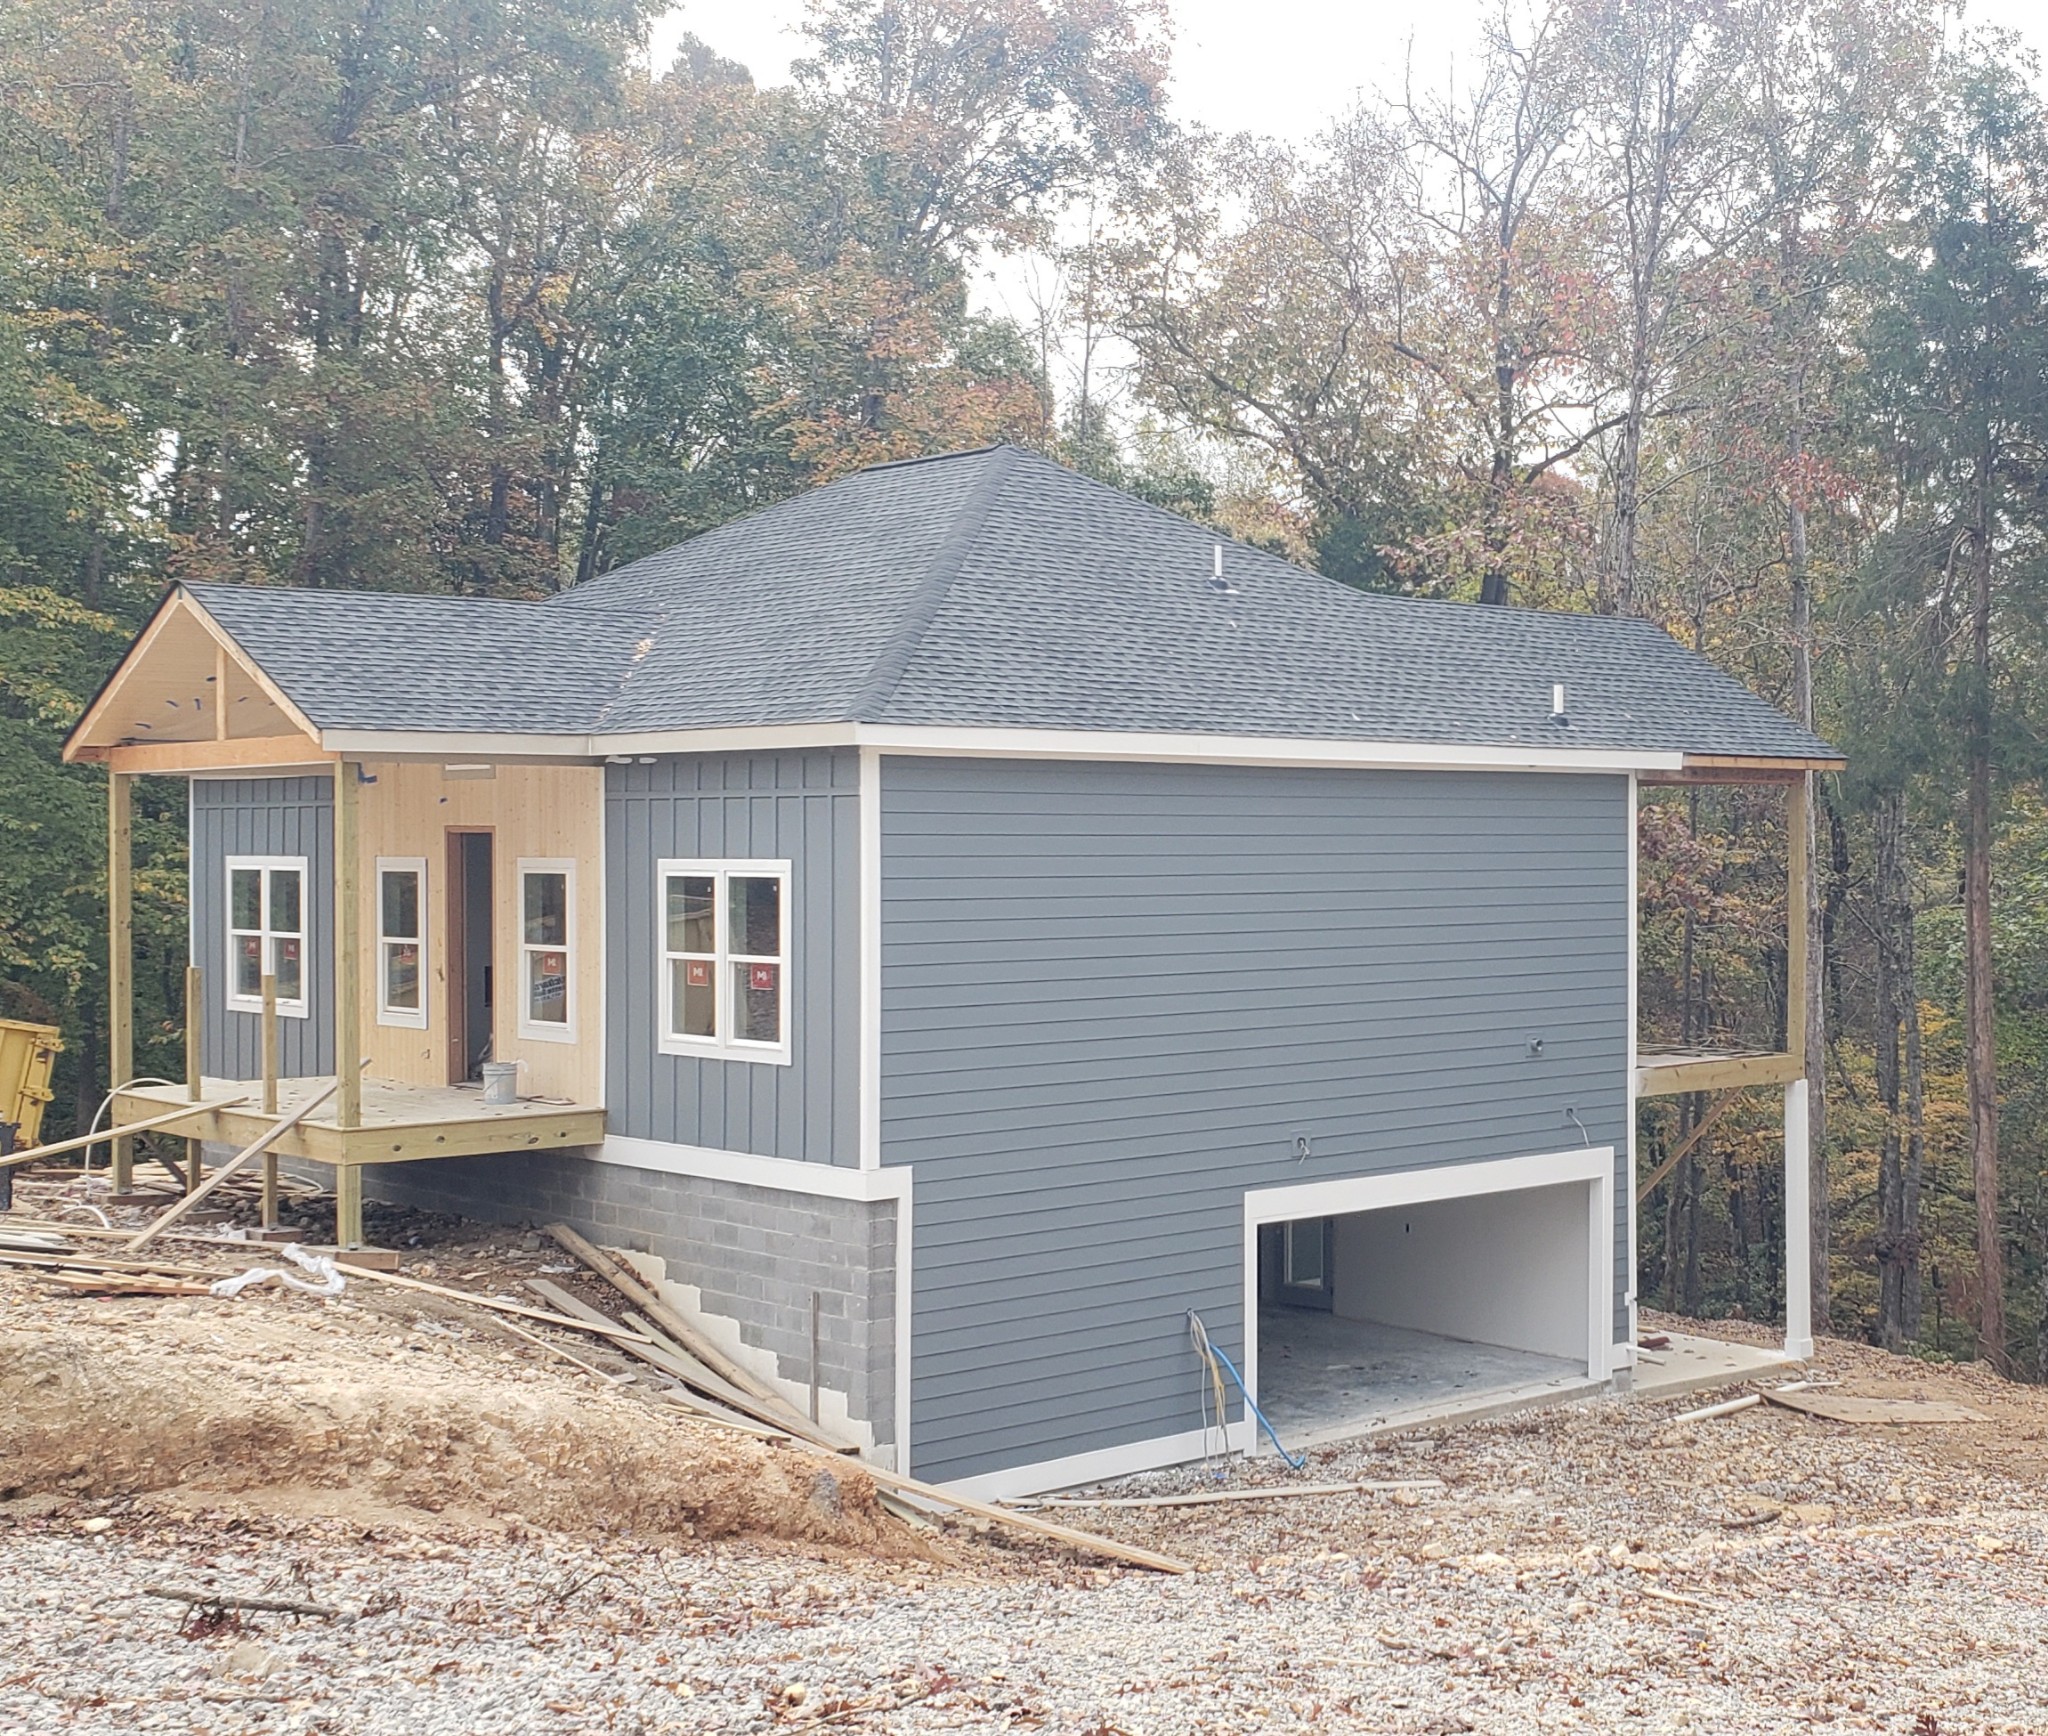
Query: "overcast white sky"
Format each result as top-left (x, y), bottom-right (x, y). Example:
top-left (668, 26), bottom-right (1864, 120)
top-left (652, 0), bottom-right (2047, 146)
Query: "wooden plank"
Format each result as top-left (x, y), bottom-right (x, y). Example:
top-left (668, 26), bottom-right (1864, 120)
top-left (1761, 1389), bottom-right (1990, 1425)
top-left (123, 1076), bottom-right (344, 1252)
top-left (0, 1098), bottom-right (252, 1170)
top-left (850, 1460), bottom-right (1189, 1575)
top-left (1635, 1090), bottom-right (1743, 1204)
top-left (334, 1164), bottom-right (363, 1249)
top-left (334, 1261), bottom-right (667, 1346)
top-left (1018, 1479), bottom-right (1445, 1511)
top-left (184, 964), bottom-right (204, 1196)
top-left (542, 1222), bottom-right (835, 1444)
top-left (334, 761), bottom-right (362, 1132)
top-left (1636, 1052), bottom-right (1802, 1097)
top-left (108, 769), bottom-right (133, 1193)
top-left (105, 735), bottom-right (335, 775)
top-left (261, 972), bottom-right (279, 1226)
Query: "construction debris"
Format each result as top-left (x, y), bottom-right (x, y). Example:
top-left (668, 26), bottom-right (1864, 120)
top-left (1016, 1478), bottom-right (1446, 1510)
top-left (1761, 1388), bottom-right (1992, 1425)
top-left (1668, 1393), bottom-right (1763, 1425)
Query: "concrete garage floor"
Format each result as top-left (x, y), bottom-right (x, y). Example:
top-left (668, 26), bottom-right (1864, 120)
top-left (1258, 1306), bottom-right (1599, 1446)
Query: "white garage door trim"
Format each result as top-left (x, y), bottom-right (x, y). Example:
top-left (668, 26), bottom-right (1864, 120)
top-left (1242, 1145), bottom-right (1616, 1414)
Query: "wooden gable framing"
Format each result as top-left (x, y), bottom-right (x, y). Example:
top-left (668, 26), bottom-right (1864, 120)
top-left (64, 587), bottom-right (334, 774)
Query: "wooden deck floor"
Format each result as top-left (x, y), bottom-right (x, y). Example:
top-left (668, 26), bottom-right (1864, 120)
top-left (115, 1075), bottom-right (606, 1166)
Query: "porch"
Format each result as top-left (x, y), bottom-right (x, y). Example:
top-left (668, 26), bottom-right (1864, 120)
top-left (114, 1075), bottom-right (605, 1246)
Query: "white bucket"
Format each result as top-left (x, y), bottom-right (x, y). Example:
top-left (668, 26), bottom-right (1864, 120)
top-left (479, 1060), bottom-right (520, 1106)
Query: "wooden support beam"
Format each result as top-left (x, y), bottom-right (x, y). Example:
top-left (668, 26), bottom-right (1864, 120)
top-left (107, 770), bottom-right (134, 1193)
top-left (334, 761), bottom-right (361, 1132)
top-left (1636, 1050), bottom-right (1802, 1096)
top-left (1635, 1090), bottom-right (1743, 1204)
top-left (334, 1163), bottom-right (363, 1249)
top-left (184, 965), bottom-right (204, 1196)
top-left (100, 736), bottom-right (336, 776)
top-left (260, 974), bottom-right (279, 1116)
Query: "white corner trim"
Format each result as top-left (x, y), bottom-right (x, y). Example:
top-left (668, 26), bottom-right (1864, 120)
top-left (940, 1420), bottom-right (1257, 1503)
top-left (1623, 768), bottom-right (1641, 1366)
top-left (591, 1133), bottom-right (910, 1203)
top-left (321, 721), bottom-right (1684, 778)
top-left (858, 746), bottom-right (882, 1170)
top-left (1241, 1146), bottom-right (1618, 1416)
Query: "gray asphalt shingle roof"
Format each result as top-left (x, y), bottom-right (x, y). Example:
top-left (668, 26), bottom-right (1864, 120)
top-left (182, 445), bottom-right (1836, 760)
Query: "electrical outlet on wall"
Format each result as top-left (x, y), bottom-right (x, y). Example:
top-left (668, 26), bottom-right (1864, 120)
top-left (1291, 1130), bottom-right (1313, 1162)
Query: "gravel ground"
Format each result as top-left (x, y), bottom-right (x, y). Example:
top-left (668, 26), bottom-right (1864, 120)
top-left (4, 1182), bottom-right (2044, 1735)
top-left (6, 1372), bottom-right (2043, 1736)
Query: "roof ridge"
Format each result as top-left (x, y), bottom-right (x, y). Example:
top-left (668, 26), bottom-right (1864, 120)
top-left (848, 444), bottom-right (1019, 721)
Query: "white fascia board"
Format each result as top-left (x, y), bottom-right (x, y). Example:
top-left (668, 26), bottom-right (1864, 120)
top-left (1244, 1146), bottom-right (1614, 1226)
top-left (334, 719), bottom-right (1684, 776)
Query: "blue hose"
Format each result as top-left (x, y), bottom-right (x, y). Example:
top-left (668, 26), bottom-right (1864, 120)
top-left (1187, 1310), bottom-right (1307, 1470)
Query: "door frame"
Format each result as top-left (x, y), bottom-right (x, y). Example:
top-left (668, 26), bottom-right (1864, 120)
top-left (445, 826), bottom-right (495, 1084)
top-left (1241, 1145), bottom-right (1615, 1418)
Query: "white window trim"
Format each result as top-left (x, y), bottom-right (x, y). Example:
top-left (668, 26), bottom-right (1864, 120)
top-left (656, 857), bottom-right (793, 1066)
top-left (374, 855), bottom-right (428, 1030)
top-left (516, 857), bottom-right (577, 1044)
top-left (224, 854), bottom-right (310, 1020)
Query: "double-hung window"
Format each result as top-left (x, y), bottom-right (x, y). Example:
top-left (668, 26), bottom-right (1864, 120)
top-left (226, 857), bottom-right (308, 1017)
top-left (657, 860), bottom-right (790, 1063)
top-left (517, 859), bottom-right (576, 1041)
top-left (376, 857), bottom-right (427, 1029)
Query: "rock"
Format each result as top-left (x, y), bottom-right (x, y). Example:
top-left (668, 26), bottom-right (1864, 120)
top-left (1783, 1503), bottom-right (1833, 1527)
top-left (221, 1640), bottom-right (277, 1680)
top-left (808, 1469), bottom-right (843, 1520)
top-left (76, 1516), bottom-right (114, 1535)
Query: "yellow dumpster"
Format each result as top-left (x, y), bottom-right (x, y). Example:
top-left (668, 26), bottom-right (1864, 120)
top-left (0, 1017), bottom-right (62, 1147)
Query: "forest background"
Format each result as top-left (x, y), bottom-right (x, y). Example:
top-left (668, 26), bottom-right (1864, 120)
top-left (5, 0), bottom-right (2048, 1376)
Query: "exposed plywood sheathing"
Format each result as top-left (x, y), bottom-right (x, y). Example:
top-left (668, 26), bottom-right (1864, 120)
top-left (354, 759), bottom-right (604, 1105)
top-left (66, 589), bottom-right (318, 759)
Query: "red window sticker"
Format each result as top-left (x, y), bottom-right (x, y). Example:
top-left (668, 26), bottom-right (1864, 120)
top-left (539, 951), bottom-right (566, 978)
top-left (280, 939), bottom-right (299, 960)
top-left (684, 959), bottom-right (711, 989)
top-left (749, 963), bottom-right (778, 993)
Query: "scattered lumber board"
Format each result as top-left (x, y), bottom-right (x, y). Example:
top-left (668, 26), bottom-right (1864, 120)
top-left (1016, 1479), bottom-right (1445, 1511)
top-left (43, 1272), bottom-right (215, 1297)
top-left (333, 1262), bottom-right (664, 1348)
top-left (1761, 1389), bottom-right (1991, 1425)
top-left (542, 1222), bottom-right (840, 1449)
top-left (0, 1098), bottom-right (252, 1170)
top-left (1669, 1393), bottom-right (1761, 1425)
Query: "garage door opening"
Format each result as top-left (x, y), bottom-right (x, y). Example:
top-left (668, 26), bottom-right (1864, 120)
top-left (1248, 1153), bottom-right (1612, 1444)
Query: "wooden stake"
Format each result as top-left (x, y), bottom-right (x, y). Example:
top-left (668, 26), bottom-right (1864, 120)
top-left (260, 973), bottom-right (279, 1115)
top-left (108, 770), bottom-right (133, 1192)
top-left (334, 762), bottom-right (362, 1133)
top-left (0, 1098), bottom-right (251, 1170)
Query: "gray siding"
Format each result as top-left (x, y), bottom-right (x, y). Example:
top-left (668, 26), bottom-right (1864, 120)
top-left (880, 758), bottom-right (1631, 1484)
top-left (605, 750), bottom-right (860, 1164)
top-left (190, 776), bottom-right (335, 1081)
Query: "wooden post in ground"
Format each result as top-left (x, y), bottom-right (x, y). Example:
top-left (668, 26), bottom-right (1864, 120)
top-left (334, 761), bottom-right (362, 1133)
top-left (183, 965), bottom-right (203, 1195)
top-left (334, 1164), bottom-right (363, 1250)
top-left (107, 770), bottom-right (134, 1193)
top-left (260, 973), bottom-right (279, 1228)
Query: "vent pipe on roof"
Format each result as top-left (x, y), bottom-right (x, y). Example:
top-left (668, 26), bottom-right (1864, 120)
top-left (1208, 543), bottom-right (1238, 597)
top-left (1551, 683), bottom-right (1569, 724)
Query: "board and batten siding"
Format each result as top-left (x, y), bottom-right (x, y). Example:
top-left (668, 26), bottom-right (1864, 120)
top-left (604, 750), bottom-right (860, 1165)
top-left (879, 756), bottom-right (1632, 1486)
top-left (190, 776), bottom-right (336, 1082)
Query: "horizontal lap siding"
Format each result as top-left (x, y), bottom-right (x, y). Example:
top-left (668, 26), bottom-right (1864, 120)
top-left (605, 750), bottom-right (859, 1165)
top-left (881, 757), bottom-right (1630, 1485)
top-left (191, 777), bottom-right (336, 1081)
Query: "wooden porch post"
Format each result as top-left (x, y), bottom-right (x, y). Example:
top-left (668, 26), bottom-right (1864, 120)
top-left (1783, 778), bottom-right (1815, 1359)
top-left (334, 759), bottom-right (361, 1131)
top-left (107, 770), bottom-right (134, 1192)
top-left (333, 761), bottom-right (363, 1249)
top-left (184, 964), bottom-right (204, 1195)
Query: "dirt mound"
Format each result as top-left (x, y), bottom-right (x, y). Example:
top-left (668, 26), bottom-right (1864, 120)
top-left (0, 1281), bottom-right (899, 1551)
